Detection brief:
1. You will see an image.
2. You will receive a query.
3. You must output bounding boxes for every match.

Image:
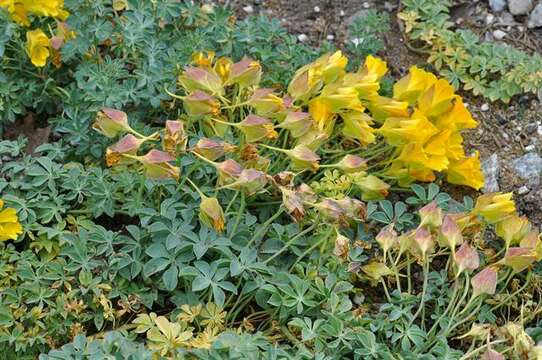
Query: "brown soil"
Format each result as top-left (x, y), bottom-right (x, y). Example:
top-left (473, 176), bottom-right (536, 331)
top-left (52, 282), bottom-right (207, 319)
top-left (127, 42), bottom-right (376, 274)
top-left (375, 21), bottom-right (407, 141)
top-left (225, 0), bottom-right (542, 225)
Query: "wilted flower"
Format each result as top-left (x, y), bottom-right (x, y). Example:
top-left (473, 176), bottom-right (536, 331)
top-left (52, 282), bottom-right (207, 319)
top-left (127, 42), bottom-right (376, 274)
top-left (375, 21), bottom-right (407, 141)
top-left (276, 112), bottom-right (313, 138)
top-left (192, 138), bottom-right (236, 161)
top-left (26, 29), bottom-right (50, 67)
top-left (471, 267), bottom-right (497, 298)
top-left (361, 262), bottom-right (393, 282)
top-left (283, 145), bottom-right (320, 172)
top-left (223, 169), bottom-right (268, 195)
top-left (480, 349), bottom-right (505, 360)
top-left (315, 198), bottom-right (346, 225)
top-left (456, 323), bottom-right (491, 341)
top-left (0, 199), bottom-right (23, 241)
top-left (178, 66), bottom-right (223, 95)
top-left (439, 215), bottom-right (463, 249)
top-left (354, 174), bottom-right (389, 201)
top-left (227, 58), bottom-right (262, 87)
top-left (92, 108), bottom-right (133, 138)
top-left (183, 91), bottom-right (220, 117)
top-left (376, 224), bottom-right (397, 256)
top-left (163, 120), bottom-right (187, 155)
top-left (105, 134), bottom-right (144, 167)
top-left (473, 192), bottom-right (516, 224)
top-left (248, 88), bottom-right (284, 116)
top-left (333, 231), bottom-right (350, 259)
top-left (237, 115), bottom-right (277, 142)
top-left (280, 187), bottom-right (305, 221)
top-left (454, 242), bottom-right (479, 276)
top-left (418, 201), bottom-right (443, 228)
top-left (414, 226), bottom-right (433, 258)
top-left (129, 150), bottom-right (180, 181)
top-left (519, 231), bottom-right (542, 261)
top-left (334, 155), bottom-right (367, 174)
top-left (199, 196), bottom-right (225, 232)
top-left (495, 214), bottom-right (531, 248)
top-left (335, 197), bottom-right (366, 222)
top-left (500, 247), bottom-right (537, 273)
top-left (272, 171), bottom-right (296, 187)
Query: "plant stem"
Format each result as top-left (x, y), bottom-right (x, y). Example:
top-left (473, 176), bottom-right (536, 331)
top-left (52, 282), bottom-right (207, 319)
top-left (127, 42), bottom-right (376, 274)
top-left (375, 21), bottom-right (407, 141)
top-left (263, 223), bottom-right (317, 264)
top-left (409, 259), bottom-right (429, 327)
top-left (246, 207), bottom-right (285, 248)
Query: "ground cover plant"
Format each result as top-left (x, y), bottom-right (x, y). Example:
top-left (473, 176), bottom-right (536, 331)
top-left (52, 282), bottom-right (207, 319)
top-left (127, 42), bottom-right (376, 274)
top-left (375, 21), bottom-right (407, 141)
top-left (1, 1), bottom-right (542, 359)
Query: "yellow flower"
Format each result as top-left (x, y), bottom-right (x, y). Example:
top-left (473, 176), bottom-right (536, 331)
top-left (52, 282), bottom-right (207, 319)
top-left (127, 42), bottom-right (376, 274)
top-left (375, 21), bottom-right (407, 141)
top-left (378, 110), bottom-right (438, 146)
top-left (0, 199), bottom-right (23, 241)
top-left (417, 78), bottom-right (456, 118)
top-left (2, 0), bottom-right (69, 25)
top-left (495, 215), bottom-right (532, 248)
top-left (398, 143), bottom-right (449, 171)
top-left (435, 96), bottom-right (478, 131)
top-left (359, 55), bottom-right (388, 80)
top-left (191, 51), bottom-right (215, 68)
top-left (341, 111), bottom-right (376, 146)
top-left (472, 192), bottom-right (516, 223)
top-left (367, 96), bottom-right (409, 121)
top-left (393, 66), bottom-right (437, 105)
top-left (321, 50), bottom-right (348, 84)
top-left (446, 151), bottom-right (484, 190)
top-left (445, 132), bottom-right (466, 161)
top-left (26, 29), bottom-right (50, 67)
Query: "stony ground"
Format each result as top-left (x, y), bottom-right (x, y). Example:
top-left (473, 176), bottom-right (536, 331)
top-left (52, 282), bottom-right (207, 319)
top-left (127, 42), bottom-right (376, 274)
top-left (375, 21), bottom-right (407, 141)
top-left (218, 0), bottom-right (542, 225)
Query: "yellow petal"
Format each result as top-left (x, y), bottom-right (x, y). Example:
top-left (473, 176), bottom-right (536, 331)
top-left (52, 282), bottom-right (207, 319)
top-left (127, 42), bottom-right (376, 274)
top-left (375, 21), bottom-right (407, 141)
top-left (446, 152), bottom-right (484, 190)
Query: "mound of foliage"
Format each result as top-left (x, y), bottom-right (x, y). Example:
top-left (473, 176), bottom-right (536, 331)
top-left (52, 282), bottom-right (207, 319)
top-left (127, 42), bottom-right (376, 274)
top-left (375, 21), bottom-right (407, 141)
top-left (1, 1), bottom-right (542, 360)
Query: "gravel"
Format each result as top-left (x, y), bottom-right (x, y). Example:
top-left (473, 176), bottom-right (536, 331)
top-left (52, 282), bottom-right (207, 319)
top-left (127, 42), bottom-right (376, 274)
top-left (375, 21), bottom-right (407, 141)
top-left (508, 0), bottom-right (534, 15)
top-left (528, 3), bottom-right (542, 28)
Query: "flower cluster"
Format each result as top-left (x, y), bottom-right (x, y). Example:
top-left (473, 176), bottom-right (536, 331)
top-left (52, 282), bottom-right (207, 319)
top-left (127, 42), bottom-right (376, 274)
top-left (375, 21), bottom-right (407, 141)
top-left (1, 0), bottom-right (73, 67)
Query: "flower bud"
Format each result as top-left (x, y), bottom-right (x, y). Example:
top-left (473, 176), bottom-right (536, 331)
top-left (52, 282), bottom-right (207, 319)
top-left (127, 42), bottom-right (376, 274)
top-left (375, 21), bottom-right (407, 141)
top-left (376, 224), bottom-right (397, 255)
top-left (183, 91), bottom-right (220, 117)
top-left (199, 196), bottom-right (225, 232)
top-left (215, 159), bottom-right (243, 185)
top-left (500, 247), bottom-right (536, 273)
top-left (333, 231), bottom-right (350, 259)
top-left (92, 108), bottom-right (133, 138)
top-left (495, 214), bottom-right (531, 248)
top-left (284, 144), bottom-right (320, 172)
top-left (471, 267), bottom-right (497, 298)
top-left (480, 350), bottom-right (505, 360)
top-left (105, 134), bottom-right (144, 167)
top-left (238, 115), bottom-right (277, 142)
top-left (418, 201), bottom-right (443, 228)
top-left (439, 215), bottom-right (463, 249)
top-left (296, 129), bottom-right (329, 151)
top-left (223, 169), bottom-right (268, 195)
top-left (288, 64), bottom-right (320, 100)
top-left (280, 187), bottom-right (305, 221)
top-left (193, 138), bottom-right (236, 161)
top-left (454, 242), bottom-right (479, 276)
top-left (227, 58), bottom-right (262, 88)
top-left (414, 226), bottom-right (433, 258)
top-left (473, 192), bottom-right (516, 224)
top-left (248, 88), bottom-right (284, 116)
top-left (178, 66), bottom-right (223, 95)
top-left (163, 120), bottom-right (187, 155)
top-left (134, 150), bottom-right (180, 181)
top-left (354, 174), bottom-right (390, 201)
top-left (335, 155), bottom-right (367, 174)
top-left (276, 111), bottom-right (313, 138)
top-left (335, 197), bottom-right (366, 222)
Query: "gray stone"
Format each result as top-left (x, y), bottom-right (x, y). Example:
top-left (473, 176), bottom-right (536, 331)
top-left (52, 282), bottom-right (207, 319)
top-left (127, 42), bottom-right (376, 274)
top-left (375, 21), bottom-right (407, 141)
top-left (518, 185), bottom-right (530, 195)
top-left (481, 103), bottom-right (490, 111)
top-left (498, 11), bottom-right (517, 25)
top-left (482, 154), bottom-right (501, 193)
top-left (490, 0), bottom-right (507, 12)
top-left (528, 3), bottom-right (542, 28)
top-left (297, 34), bottom-right (308, 42)
top-left (512, 152), bottom-right (542, 187)
top-left (493, 29), bottom-right (507, 40)
top-left (508, 0), bottom-right (533, 15)
top-left (242, 5), bottom-right (254, 13)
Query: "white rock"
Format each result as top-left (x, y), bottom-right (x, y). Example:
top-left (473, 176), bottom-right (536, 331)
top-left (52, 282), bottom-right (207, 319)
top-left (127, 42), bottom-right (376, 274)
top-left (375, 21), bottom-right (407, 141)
top-left (362, 2), bottom-right (370, 9)
top-left (314, 6), bottom-right (320, 12)
top-left (482, 154), bottom-right (501, 193)
top-left (297, 34), bottom-right (308, 42)
top-left (492, 29), bottom-right (507, 40)
top-left (486, 14), bottom-right (495, 25)
top-left (242, 5), bottom-right (254, 13)
top-left (489, 0), bottom-right (506, 12)
top-left (340, 10), bottom-right (345, 17)
top-left (481, 103), bottom-right (490, 111)
top-left (538, 125), bottom-right (542, 136)
top-left (525, 144), bottom-right (536, 151)
top-left (518, 186), bottom-right (530, 195)
top-left (326, 34), bottom-right (335, 40)
top-left (512, 152), bottom-right (542, 187)
top-left (508, 0), bottom-right (533, 15)
top-left (528, 3), bottom-right (542, 28)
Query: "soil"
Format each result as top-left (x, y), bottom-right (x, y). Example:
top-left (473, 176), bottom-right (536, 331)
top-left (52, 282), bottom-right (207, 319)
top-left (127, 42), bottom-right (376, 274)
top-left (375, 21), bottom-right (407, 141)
top-left (224, 0), bottom-right (542, 226)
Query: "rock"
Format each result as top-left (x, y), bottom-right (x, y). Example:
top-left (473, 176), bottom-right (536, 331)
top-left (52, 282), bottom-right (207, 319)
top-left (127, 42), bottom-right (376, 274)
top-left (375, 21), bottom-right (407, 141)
top-left (518, 185), bottom-right (530, 195)
top-left (508, 0), bottom-right (533, 15)
top-left (489, 0), bottom-right (507, 12)
top-left (486, 14), bottom-right (496, 24)
top-left (326, 34), bottom-right (335, 41)
top-left (493, 29), bottom-right (507, 40)
top-left (242, 5), bottom-right (254, 13)
top-left (538, 125), bottom-right (542, 136)
top-left (481, 103), bottom-right (490, 111)
top-left (362, 2), bottom-right (370, 9)
top-left (498, 11), bottom-right (517, 25)
top-left (528, 3), bottom-right (542, 28)
top-left (297, 34), bottom-right (308, 42)
top-left (512, 152), bottom-right (542, 187)
top-left (340, 10), bottom-right (345, 17)
top-left (525, 144), bottom-right (536, 151)
top-left (314, 6), bottom-right (320, 12)
top-left (482, 154), bottom-right (501, 193)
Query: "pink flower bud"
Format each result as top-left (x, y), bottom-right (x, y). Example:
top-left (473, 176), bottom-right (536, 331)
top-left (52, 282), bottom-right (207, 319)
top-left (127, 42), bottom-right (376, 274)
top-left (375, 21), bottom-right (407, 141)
top-left (335, 197), bottom-right (367, 222)
top-left (215, 159), bottom-right (243, 185)
top-left (335, 154), bottom-right (367, 174)
top-left (414, 226), bottom-right (433, 258)
top-left (501, 247), bottom-right (536, 273)
top-left (376, 224), bottom-right (397, 255)
top-left (183, 90), bottom-right (220, 117)
top-left (419, 201), bottom-right (443, 228)
top-left (454, 242), bottom-right (479, 275)
top-left (163, 120), bottom-right (187, 155)
top-left (105, 134), bottom-right (144, 167)
top-left (135, 149), bottom-right (180, 181)
top-left (92, 108), bottom-right (133, 138)
top-left (471, 267), bottom-right (497, 298)
top-left (238, 115), bottom-right (277, 142)
top-left (439, 215), bottom-right (463, 249)
top-left (315, 198), bottom-right (346, 225)
top-left (227, 58), bottom-right (262, 88)
top-left (354, 174), bottom-right (390, 201)
top-left (178, 66), bottom-right (223, 95)
top-left (248, 88), bottom-right (284, 116)
top-left (276, 112), bottom-right (313, 138)
top-left (480, 350), bottom-right (504, 360)
top-left (199, 196), bottom-right (225, 233)
top-left (223, 169), bottom-right (268, 195)
top-left (193, 138), bottom-right (236, 161)
top-left (284, 144), bottom-right (320, 172)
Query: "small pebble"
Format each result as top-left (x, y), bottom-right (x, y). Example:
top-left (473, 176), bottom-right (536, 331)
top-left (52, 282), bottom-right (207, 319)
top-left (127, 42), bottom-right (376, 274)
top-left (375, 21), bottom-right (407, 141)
top-left (314, 6), bottom-right (320, 12)
top-left (481, 103), bottom-right (490, 111)
top-left (362, 2), bottom-right (370, 9)
top-left (492, 29), bottom-right (507, 40)
top-left (518, 25), bottom-right (525, 31)
top-left (525, 144), bottom-right (536, 151)
top-left (297, 34), bottom-right (308, 42)
top-left (326, 34), bottom-right (335, 41)
top-left (486, 14), bottom-right (495, 25)
top-left (242, 5), bottom-right (254, 13)
top-left (518, 186), bottom-right (530, 195)
top-left (340, 10), bottom-right (345, 17)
